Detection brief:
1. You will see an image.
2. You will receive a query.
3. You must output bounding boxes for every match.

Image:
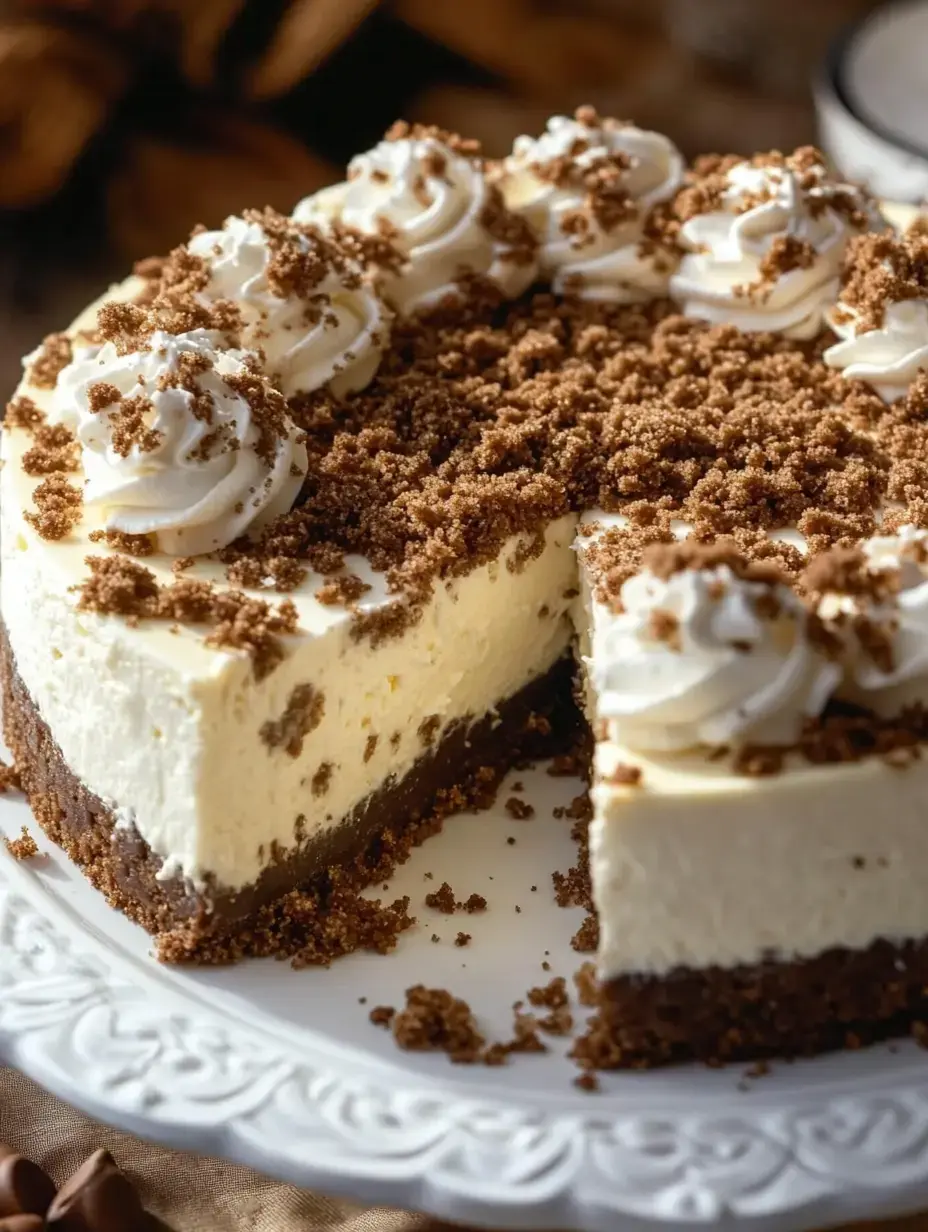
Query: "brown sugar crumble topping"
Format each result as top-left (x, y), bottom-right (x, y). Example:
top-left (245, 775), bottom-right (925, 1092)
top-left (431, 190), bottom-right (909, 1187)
top-left (4, 825), bottom-right (38, 860)
top-left (25, 475), bottom-right (83, 541)
top-left (24, 333), bottom-right (73, 389)
top-left (75, 556), bottom-right (299, 679)
top-left (834, 229), bottom-right (928, 334)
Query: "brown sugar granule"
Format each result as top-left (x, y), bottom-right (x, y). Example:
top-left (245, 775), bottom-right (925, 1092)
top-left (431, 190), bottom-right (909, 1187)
top-left (310, 761), bottom-right (333, 796)
top-left (5, 395), bottom-right (45, 431)
top-left (369, 1005), bottom-right (395, 1027)
top-left (454, 932), bottom-right (471, 947)
top-left (574, 961), bottom-right (599, 1007)
top-left (75, 557), bottom-right (298, 678)
top-left (391, 984), bottom-right (485, 1063)
top-left (24, 332), bottom-right (72, 389)
top-left (836, 229), bottom-right (928, 334)
top-left (572, 913), bottom-right (600, 953)
top-left (20, 422), bottom-right (79, 478)
top-left (5, 825), bottom-right (37, 860)
top-left (574, 1072), bottom-right (600, 1092)
top-left (314, 573), bottom-right (371, 606)
top-left (87, 528), bottom-right (156, 556)
top-left (260, 683), bottom-right (325, 757)
top-left (527, 976), bottom-right (569, 1010)
top-left (24, 475), bottom-right (82, 540)
top-left (505, 796), bottom-right (535, 820)
top-left (425, 881), bottom-right (456, 913)
top-left (0, 760), bottom-right (21, 794)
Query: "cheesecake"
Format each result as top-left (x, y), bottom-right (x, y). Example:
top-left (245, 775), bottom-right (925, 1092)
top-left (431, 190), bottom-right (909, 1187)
top-left (4, 108), bottom-right (928, 1065)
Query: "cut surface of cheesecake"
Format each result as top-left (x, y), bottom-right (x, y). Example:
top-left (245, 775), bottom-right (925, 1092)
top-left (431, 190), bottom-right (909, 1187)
top-left (5, 112), bottom-right (928, 1071)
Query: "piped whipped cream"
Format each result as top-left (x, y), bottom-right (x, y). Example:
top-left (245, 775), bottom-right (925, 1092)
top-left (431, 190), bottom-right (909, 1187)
top-left (500, 108), bottom-right (683, 301)
top-left (816, 526), bottom-right (928, 695)
top-left (53, 328), bottom-right (307, 555)
top-left (671, 147), bottom-right (882, 339)
top-left (588, 545), bottom-right (840, 752)
top-left (293, 123), bottom-right (537, 315)
top-left (187, 211), bottom-right (391, 398)
top-left (825, 230), bottom-right (928, 400)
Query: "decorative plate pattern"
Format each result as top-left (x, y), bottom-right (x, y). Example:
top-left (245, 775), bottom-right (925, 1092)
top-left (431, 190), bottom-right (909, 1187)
top-left (3, 781), bottom-right (928, 1232)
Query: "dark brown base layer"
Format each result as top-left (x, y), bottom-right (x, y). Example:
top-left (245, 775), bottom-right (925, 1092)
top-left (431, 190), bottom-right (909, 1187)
top-left (1, 623), bottom-right (579, 963)
top-left (576, 939), bottom-right (928, 1069)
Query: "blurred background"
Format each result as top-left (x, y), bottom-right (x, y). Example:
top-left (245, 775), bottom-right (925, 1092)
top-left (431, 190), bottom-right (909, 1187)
top-left (0, 0), bottom-right (895, 392)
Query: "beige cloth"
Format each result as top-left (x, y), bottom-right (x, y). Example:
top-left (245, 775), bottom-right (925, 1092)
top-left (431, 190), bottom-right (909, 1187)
top-left (5, 1064), bottom-right (928, 1232)
top-left (0, 1067), bottom-right (457, 1232)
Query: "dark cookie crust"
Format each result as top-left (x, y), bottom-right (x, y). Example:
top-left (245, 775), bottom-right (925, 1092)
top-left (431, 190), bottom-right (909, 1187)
top-left (574, 940), bottom-right (928, 1069)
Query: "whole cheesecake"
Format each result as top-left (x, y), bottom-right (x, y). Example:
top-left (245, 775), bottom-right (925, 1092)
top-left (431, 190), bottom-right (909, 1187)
top-left (4, 109), bottom-right (928, 1067)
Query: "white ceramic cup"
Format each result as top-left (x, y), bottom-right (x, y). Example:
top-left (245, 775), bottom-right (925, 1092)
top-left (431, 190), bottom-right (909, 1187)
top-left (816, 0), bottom-right (928, 202)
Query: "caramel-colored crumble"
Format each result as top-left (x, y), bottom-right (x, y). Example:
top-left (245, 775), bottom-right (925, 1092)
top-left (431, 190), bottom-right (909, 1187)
top-left (25, 333), bottom-right (72, 389)
top-left (4, 825), bottom-right (37, 860)
top-left (20, 422), bottom-right (79, 476)
top-left (836, 229), bottom-right (928, 334)
top-left (391, 984), bottom-right (486, 1063)
top-left (505, 796), bottom-right (535, 819)
top-left (260, 683), bottom-right (325, 756)
top-left (24, 475), bottom-right (82, 540)
top-left (454, 932), bottom-right (471, 947)
top-left (5, 396), bottom-right (45, 431)
top-left (314, 574), bottom-right (371, 606)
top-left (87, 528), bottom-right (156, 556)
top-left (369, 1005), bottom-right (395, 1027)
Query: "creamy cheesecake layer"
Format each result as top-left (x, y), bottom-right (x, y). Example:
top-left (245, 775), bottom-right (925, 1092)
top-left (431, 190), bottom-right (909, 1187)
top-left (1, 286), bottom-right (577, 893)
top-left (591, 740), bottom-right (928, 977)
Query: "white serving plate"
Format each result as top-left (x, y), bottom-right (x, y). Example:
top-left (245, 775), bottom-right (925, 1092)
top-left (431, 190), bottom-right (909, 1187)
top-left (3, 756), bottom-right (928, 1231)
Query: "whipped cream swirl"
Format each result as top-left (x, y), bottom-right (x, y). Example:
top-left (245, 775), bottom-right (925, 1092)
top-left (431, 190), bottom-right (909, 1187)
top-left (670, 150), bottom-right (881, 339)
top-left (825, 299), bottom-right (928, 400)
top-left (500, 110), bottom-right (683, 301)
top-left (818, 526), bottom-right (928, 694)
top-left (54, 328), bottom-right (307, 555)
top-left (590, 554), bottom-right (840, 752)
top-left (187, 212), bottom-right (390, 398)
top-left (293, 126), bottom-right (537, 315)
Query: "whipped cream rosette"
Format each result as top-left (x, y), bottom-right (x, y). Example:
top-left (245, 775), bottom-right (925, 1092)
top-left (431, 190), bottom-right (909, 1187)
top-left (825, 230), bottom-right (928, 401)
top-left (293, 123), bottom-right (538, 315)
top-left (53, 328), bottom-right (307, 556)
top-left (670, 147), bottom-right (883, 340)
top-left (499, 107), bottom-right (683, 302)
top-left (186, 210), bottom-right (391, 398)
top-left (813, 527), bottom-right (928, 710)
top-left (588, 544), bottom-right (841, 752)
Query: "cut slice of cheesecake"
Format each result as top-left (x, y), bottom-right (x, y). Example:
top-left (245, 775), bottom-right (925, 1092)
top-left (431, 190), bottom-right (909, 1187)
top-left (1, 280), bottom-right (581, 960)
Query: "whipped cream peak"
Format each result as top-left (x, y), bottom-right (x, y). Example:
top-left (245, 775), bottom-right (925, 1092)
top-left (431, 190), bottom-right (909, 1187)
top-left (292, 123), bottom-right (538, 315)
top-left (814, 528), bottom-right (928, 693)
top-left (825, 230), bottom-right (928, 400)
top-left (500, 106), bottom-right (683, 302)
top-left (54, 328), bottom-right (307, 555)
top-left (185, 209), bottom-right (391, 398)
top-left (589, 543), bottom-right (840, 752)
top-left (670, 146), bottom-right (882, 339)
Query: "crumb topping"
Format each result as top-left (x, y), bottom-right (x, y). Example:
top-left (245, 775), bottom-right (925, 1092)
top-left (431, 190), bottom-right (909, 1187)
top-left (75, 556), bottom-right (298, 678)
top-left (24, 475), bottom-right (83, 540)
top-left (835, 229), bottom-right (928, 333)
top-left (24, 333), bottom-right (73, 389)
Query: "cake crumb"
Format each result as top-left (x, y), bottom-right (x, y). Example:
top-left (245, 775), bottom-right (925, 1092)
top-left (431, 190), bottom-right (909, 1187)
top-left (574, 1072), bottom-right (600, 1092)
top-left (369, 1005), bottom-right (395, 1027)
top-left (392, 985), bottom-right (485, 1063)
top-left (425, 881), bottom-right (456, 913)
top-left (505, 796), bottom-right (535, 820)
top-left (4, 826), bottom-right (37, 860)
top-left (454, 932), bottom-right (471, 947)
top-left (573, 961), bottom-right (599, 1007)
